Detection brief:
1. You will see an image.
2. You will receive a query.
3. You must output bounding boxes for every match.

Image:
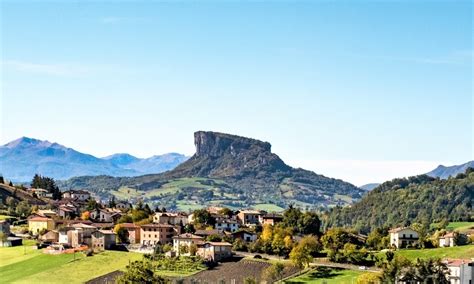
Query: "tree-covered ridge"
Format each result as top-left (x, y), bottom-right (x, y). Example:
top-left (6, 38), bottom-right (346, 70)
top-left (325, 169), bottom-right (474, 233)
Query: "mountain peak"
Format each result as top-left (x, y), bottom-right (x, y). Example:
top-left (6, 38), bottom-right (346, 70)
top-left (194, 131), bottom-right (271, 158)
top-left (3, 137), bottom-right (54, 149)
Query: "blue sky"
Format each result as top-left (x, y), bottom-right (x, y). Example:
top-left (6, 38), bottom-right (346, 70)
top-left (1, 0), bottom-right (472, 185)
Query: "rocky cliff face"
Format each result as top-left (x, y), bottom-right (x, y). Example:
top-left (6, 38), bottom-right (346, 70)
top-left (194, 131), bottom-right (271, 158)
top-left (170, 131), bottom-right (291, 178)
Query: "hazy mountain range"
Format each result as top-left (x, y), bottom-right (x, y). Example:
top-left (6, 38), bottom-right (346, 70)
top-left (426, 160), bottom-right (474, 179)
top-left (0, 137), bottom-right (188, 181)
top-left (358, 161), bottom-right (474, 191)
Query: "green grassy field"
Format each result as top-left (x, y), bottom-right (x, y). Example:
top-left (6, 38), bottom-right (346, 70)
top-left (253, 203), bottom-right (285, 212)
top-left (285, 267), bottom-right (366, 283)
top-left (396, 245), bottom-right (474, 260)
top-left (0, 215), bottom-right (14, 220)
top-left (0, 244), bottom-right (143, 283)
top-left (446, 222), bottom-right (474, 232)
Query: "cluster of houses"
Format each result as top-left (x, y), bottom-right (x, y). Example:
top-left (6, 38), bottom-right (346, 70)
top-left (4, 187), bottom-right (473, 282)
top-left (19, 191), bottom-right (282, 262)
top-left (388, 227), bottom-right (470, 249)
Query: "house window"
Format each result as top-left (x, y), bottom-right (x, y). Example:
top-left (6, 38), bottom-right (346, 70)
top-left (402, 234), bottom-right (406, 238)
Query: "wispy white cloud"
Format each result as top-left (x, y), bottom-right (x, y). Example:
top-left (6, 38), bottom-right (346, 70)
top-left (2, 60), bottom-right (125, 77)
top-left (2, 60), bottom-right (91, 76)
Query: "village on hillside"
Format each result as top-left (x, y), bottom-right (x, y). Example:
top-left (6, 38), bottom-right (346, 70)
top-left (0, 175), bottom-right (473, 283)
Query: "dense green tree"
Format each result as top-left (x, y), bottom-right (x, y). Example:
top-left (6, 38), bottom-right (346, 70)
top-left (108, 196), bottom-right (116, 208)
top-left (15, 201), bottom-right (32, 218)
top-left (282, 205), bottom-right (302, 230)
top-left (299, 211), bottom-right (321, 235)
top-left (218, 207), bottom-right (233, 218)
top-left (192, 209), bottom-right (216, 226)
top-left (31, 174), bottom-right (61, 200)
top-left (86, 199), bottom-right (100, 211)
top-left (115, 226), bottom-right (129, 243)
top-left (380, 256), bottom-right (449, 284)
top-left (117, 260), bottom-right (166, 284)
top-left (117, 214), bottom-right (133, 224)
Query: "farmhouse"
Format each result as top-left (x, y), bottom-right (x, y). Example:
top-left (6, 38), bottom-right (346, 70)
top-left (231, 230), bottom-right (257, 242)
top-left (58, 205), bottom-right (77, 219)
top-left (153, 212), bottom-right (189, 225)
top-left (140, 224), bottom-right (180, 246)
top-left (39, 230), bottom-right (59, 243)
top-left (215, 219), bottom-right (239, 232)
top-left (439, 232), bottom-right (456, 247)
top-left (36, 209), bottom-right (58, 218)
top-left (28, 216), bottom-right (55, 235)
top-left (172, 233), bottom-right (204, 255)
top-left (58, 227), bottom-right (75, 247)
top-left (259, 213), bottom-right (283, 226)
top-left (91, 230), bottom-right (116, 251)
top-left (196, 242), bottom-right (233, 262)
top-left (389, 227), bottom-right (419, 248)
top-left (31, 188), bottom-right (52, 198)
top-left (237, 210), bottom-right (262, 226)
top-left (90, 208), bottom-right (122, 223)
top-left (118, 223), bottom-right (141, 244)
top-left (194, 229), bottom-right (226, 238)
top-left (444, 259), bottom-right (473, 284)
top-left (62, 190), bottom-right (91, 201)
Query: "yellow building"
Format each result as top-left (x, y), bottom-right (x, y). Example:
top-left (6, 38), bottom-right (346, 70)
top-left (28, 216), bottom-right (55, 235)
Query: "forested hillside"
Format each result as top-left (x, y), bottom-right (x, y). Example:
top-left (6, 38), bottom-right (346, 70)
top-left (325, 169), bottom-right (474, 233)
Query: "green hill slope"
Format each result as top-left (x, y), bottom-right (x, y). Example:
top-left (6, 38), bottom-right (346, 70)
top-left (325, 169), bottom-right (474, 233)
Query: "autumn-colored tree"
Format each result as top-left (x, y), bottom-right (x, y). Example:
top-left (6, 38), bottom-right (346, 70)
top-left (81, 211), bottom-right (90, 220)
top-left (261, 224), bottom-right (273, 242)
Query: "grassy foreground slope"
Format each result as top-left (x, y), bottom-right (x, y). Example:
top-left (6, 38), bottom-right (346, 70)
top-left (446, 222), bottom-right (474, 232)
top-left (395, 245), bottom-right (474, 260)
top-left (0, 244), bottom-right (142, 284)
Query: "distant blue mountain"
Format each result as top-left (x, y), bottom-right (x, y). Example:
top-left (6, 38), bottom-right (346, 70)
top-left (426, 161), bottom-right (474, 179)
top-left (359, 183), bottom-right (380, 191)
top-left (103, 153), bottom-right (189, 175)
top-left (0, 137), bottom-right (188, 182)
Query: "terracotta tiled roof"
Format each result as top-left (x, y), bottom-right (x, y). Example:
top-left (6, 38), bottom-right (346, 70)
top-left (388, 227), bottom-right (414, 233)
top-left (444, 258), bottom-right (472, 267)
top-left (119, 223), bottom-right (138, 229)
top-left (207, 242), bottom-right (232, 246)
top-left (28, 216), bottom-right (52, 221)
top-left (173, 233), bottom-right (203, 240)
top-left (140, 223), bottom-right (175, 228)
top-left (441, 232), bottom-right (456, 238)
